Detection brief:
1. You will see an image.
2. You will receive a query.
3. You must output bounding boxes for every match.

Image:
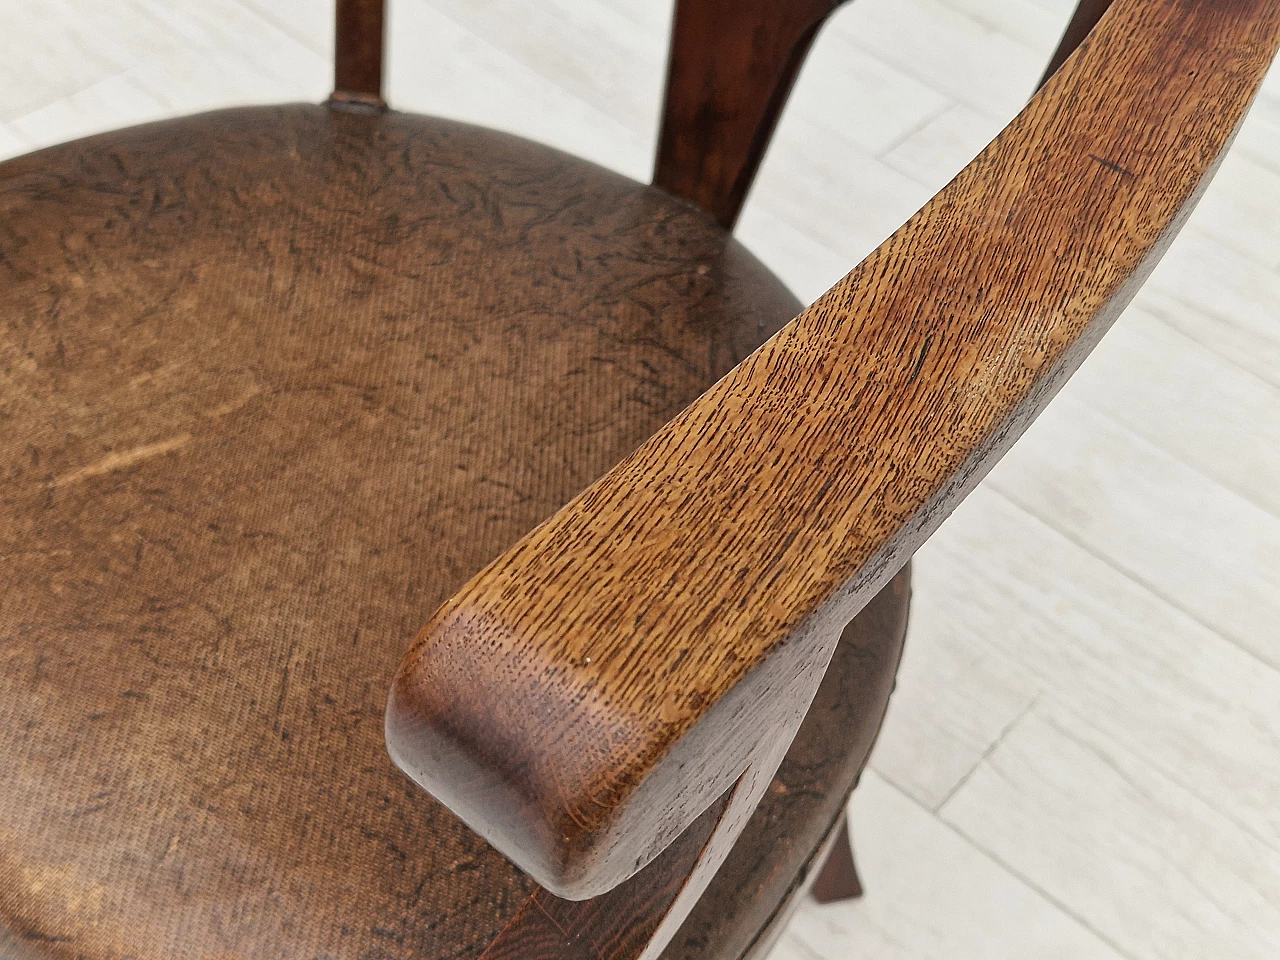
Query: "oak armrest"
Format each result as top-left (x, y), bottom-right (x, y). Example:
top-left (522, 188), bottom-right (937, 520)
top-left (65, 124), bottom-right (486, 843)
top-left (387, 0), bottom-right (1280, 901)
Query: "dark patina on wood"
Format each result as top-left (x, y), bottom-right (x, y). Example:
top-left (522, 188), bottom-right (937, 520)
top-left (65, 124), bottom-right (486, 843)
top-left (333, 0), bottom-right (386, 107)
top-left (653, 0), bottom-right (847, 228)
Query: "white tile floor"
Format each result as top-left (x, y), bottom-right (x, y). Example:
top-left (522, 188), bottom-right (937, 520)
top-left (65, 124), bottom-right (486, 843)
top-left (4, 1), bottom-right (1278, 957)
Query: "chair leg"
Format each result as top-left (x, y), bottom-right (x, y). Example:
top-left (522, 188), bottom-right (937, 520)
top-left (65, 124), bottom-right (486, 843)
top-left (810, 813), bottom-right (862, 904)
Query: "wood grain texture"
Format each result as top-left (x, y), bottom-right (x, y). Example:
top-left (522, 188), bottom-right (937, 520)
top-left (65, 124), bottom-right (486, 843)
top-left (660, 566), bottom-right (909, 960)
top-left (652, 0), bottom-right (845, 228)
top-left (478, 564), bottom-right (909, 960)
top-left (387, 0), bottom-right (1280, 905)
top-left (480, 792), bottom-right (735, 960)
top-left (333, 0), bottom-right (385, 105)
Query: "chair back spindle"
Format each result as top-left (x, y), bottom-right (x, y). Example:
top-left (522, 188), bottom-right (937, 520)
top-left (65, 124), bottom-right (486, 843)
top-left (329, 0), bottom-right (1116, 215)
top-left (654, 0), bottom-right (847, 229)
top-left (334, 0), bottom-right (387, 107)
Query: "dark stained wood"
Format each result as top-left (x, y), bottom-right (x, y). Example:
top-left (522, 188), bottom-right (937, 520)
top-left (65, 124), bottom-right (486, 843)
top-left (1040, 0), bottom-right (1117, 88)
top-left (660, 566), bottom-right (909, 960)
top-left (387, 0), bottom-right (1280, 927)
top-left (809, 816), bottom-right (863, 904)
top-left (479, 565), bottom-right (911, 960)
top-left (653, 0), bottom-right (846, 228)
top-left (333, 0), bottom-right (386, 106)
top-left (480, 792), bottom-right (735, 960)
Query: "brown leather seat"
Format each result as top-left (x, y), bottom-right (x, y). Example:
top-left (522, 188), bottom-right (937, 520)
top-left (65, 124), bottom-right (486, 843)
top-left (0, 103), bottom-right (907, 959)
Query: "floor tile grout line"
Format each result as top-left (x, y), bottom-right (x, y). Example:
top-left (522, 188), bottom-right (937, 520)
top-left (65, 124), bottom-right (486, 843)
top-left (932, 692), bottom-right (1042, 814)
top-left (407, 0), bottom-right (663, 149)
top-left (1235, 143), bottom-right (1280, 185)
top-left (1192, 230), bottom-right (1280, 275)
top-left (1066, 371), bottom-right (1280, 527)
top-left (874, 770), bottom-right (1142, 960)
top-left (986, 483), bottom-right (1280, 680)
top-left (842, 0), bottom-right (1053, 60)
top-left (0, 119), bottom-right (34, 151)
top-left (121, 0), bottom-right (333, 97)
top-left (231, 0), bottom-right (332, 59)
top-left (3, 69), bottom-right (135, 130)
top-left (1139, 293), bottom-right (1280, 393)
top-left (776, 929), bottom-right (827, 960)
top-left (1034, 708), bottom-right (1279, 927)
top-left (1129, 294), bottom-right (1280, 399)
top-left (1050, 695), bottom-right (1280, 857)
top-left (938, 819), bottom-right (1136, 960)
top-left (874, 99), bottom-right (955, 166)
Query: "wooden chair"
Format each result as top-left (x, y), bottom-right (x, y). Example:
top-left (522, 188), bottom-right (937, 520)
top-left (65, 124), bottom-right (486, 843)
top-left (1, 0), bottom-right (1275, 957)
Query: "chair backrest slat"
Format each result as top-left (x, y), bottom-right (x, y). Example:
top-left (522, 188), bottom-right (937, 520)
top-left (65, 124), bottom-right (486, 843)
top-left (329, 0), bottom-right (1114, 214)
top-left (653, 0), bottom-right (845, 229)
top-left (334, 0), bottom-right (386, 106)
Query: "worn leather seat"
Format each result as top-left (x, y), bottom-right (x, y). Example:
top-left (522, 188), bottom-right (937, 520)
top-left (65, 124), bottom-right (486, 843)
top-left (0, 103), bottom-right (907, 959)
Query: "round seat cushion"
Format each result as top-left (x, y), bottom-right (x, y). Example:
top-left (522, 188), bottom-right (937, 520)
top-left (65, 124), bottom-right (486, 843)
top-left (0, 103), bottom-right (903, 960)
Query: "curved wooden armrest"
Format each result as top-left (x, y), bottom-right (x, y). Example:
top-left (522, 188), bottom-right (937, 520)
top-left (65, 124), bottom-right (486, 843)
top-left (387, 0), bottom-right (1280, 903)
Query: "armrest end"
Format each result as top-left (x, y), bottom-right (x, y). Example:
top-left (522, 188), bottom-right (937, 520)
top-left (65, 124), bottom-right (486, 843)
top-left (386, 586), bottom-right (835, 899)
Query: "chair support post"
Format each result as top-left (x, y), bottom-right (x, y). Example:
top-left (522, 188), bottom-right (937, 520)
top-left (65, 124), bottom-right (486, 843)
top-left (810, 814), bottom-right (863, 904)
top-left (653, 0), bottom-right (847, 229)
top-left (333, 0), bottom-right (386, 109)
